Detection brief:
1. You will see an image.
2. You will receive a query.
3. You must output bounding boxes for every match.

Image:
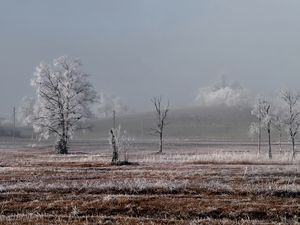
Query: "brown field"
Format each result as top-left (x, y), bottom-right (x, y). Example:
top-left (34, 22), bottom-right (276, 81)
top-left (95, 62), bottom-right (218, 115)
top-left (0, 143), bottom-right (299, 225)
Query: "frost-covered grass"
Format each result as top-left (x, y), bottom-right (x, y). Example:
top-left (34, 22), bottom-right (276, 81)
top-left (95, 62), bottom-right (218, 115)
top-left (26, 146), bottom-right (300, 166)
top-left (0, 145), bottom-right (299, 224)
top-left (133, 151), bottom-right (300, 164)
top-left (0, 178), bottom-right (190, 194)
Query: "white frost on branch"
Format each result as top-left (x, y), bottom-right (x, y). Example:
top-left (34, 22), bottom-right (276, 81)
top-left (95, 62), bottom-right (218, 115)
top-left (251, 97), bottom-right (272, 128)
top-left (194, 75), bottom-right (250, 107)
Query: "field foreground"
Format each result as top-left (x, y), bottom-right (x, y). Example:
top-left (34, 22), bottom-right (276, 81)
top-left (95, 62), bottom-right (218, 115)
top-left (0, 145), bottom-right (299, 225)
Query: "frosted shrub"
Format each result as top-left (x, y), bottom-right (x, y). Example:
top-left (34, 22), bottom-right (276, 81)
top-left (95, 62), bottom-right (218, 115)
top-left (109, 126), bottom-right (134, 164)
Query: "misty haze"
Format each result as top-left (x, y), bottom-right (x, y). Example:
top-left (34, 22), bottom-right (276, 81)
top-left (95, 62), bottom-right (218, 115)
top-left (0, 1), bottom-right (299, 225)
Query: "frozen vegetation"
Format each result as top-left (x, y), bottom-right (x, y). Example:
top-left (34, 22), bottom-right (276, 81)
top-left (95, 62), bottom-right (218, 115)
top-left (0, 144), bottom-right (298, 224)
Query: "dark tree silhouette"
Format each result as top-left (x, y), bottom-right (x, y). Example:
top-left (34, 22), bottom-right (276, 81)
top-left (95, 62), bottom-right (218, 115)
top-left (152, 97), bottom-right (169, 154)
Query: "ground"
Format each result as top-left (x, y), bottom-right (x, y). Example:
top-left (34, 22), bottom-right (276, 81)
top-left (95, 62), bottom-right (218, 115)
top-left (0, 141), bottom-right (299, 225)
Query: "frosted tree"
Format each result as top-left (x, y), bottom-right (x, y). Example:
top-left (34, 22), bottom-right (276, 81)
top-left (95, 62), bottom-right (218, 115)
top-left (17, 96), bottom-right (36, 139)
top-left (281, 90), bottom-right (300, 159)
top-left (31, 56), bottom-right (98, 154)
top-left (251, 97), bottom-right (272, 158)
top-left (97, 93), bottom-right (128, 118)
top-left (18, 96), bottom-right (36, 127)
top-left (195, 75), bottom-right (250, 107)
top-left (152, 96), bottom-right (169, 154)
top-left (109, 126), bottom-right (134, 165)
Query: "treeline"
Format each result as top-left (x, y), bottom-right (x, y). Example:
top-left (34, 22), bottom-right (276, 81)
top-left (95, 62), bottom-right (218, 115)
top-left (250, 90), bottom-right (300, 160)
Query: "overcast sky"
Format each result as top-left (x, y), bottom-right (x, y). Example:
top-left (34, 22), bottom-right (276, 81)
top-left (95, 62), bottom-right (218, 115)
top-left (1, 0), bottom-right (300, 116)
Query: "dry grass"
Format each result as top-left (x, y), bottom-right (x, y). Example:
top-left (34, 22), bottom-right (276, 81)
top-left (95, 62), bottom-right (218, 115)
top-left (0, 145), bottom-right (298, 224)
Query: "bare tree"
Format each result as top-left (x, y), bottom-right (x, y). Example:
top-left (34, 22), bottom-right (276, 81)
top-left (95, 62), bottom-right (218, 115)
top-left (264, 103), bottom-right (272, 159)
top-left (152, 97), bottom-right (169, 154)
top-left (281, 90), bottom-right (300, 159)
top-left (31, 56), bottom-right (98, 154)
top-left (251, 97), bottom-right (272, 158)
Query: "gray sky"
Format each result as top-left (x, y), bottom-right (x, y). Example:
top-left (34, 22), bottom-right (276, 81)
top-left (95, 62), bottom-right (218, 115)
top-left (1, 0), bottom-right (300, 116)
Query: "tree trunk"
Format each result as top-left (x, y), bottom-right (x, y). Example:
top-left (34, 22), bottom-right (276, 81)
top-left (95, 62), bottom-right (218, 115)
top-left (56, 116), bottom-right (68, 154)
top-left (292, 137), bottom-right (296, 160)
top-left (159, 132), bottom-right (163, 153)
top-left (55, 138), bottom-right (68, 154)
top-left (110, 129), bottom-right (119, 164)
top-left (268, 126), bottom-right (272, 159)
